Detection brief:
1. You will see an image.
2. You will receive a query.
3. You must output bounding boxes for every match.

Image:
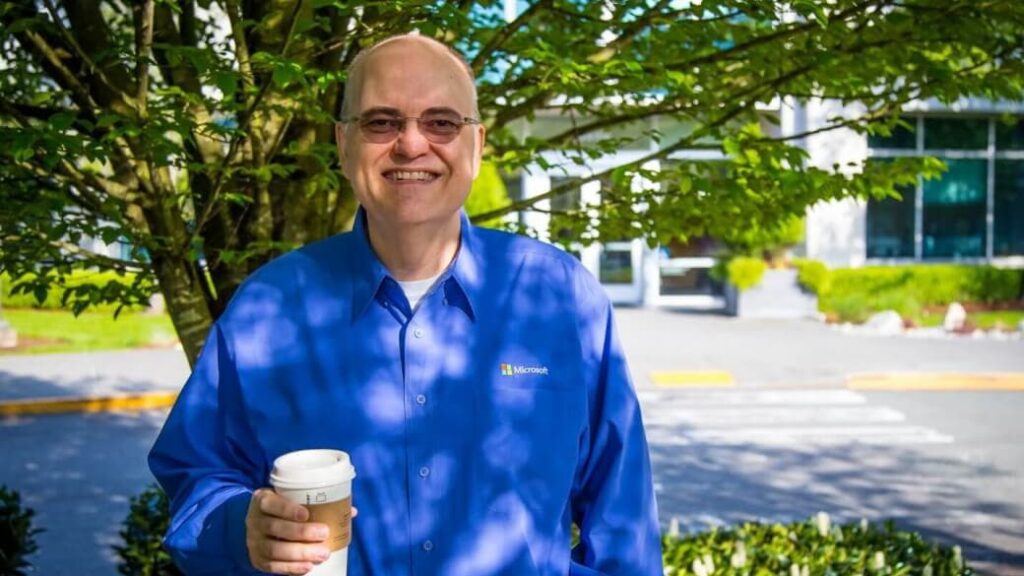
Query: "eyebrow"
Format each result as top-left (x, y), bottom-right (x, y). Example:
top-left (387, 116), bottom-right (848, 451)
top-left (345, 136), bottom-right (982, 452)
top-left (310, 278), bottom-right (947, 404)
top-left (359, 106), bottom-right (463, 117)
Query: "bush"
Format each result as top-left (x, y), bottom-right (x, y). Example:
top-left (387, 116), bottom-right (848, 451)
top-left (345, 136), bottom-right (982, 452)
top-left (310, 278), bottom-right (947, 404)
top-left (820, 265), bottom-right (1023, 323)
top-left (113, 485), bottom-right (182, 576)
top-left (117, 488), bottom-right (971, 575)
top-left (725, 257), bottom-right (768, 292)
top-left (0, 485), bottom-right (42, 576)
top-left (792, 259), bottom-right (832, 296)
top-left (663, 514), bottom-right (971, 575)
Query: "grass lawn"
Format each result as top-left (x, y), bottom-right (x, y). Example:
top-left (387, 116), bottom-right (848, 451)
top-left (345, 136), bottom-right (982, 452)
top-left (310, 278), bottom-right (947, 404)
top-left (0, 308), bottom-right (178, 355)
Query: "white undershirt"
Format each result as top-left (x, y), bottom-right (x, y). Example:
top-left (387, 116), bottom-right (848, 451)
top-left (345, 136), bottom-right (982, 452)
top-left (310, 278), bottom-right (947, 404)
top-left (396, 273), bottom-right (443, 311)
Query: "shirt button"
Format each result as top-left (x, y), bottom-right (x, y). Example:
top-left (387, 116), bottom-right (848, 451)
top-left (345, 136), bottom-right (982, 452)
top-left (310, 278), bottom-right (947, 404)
top-left (422, 540), bottom-right (433, 552)
top-left (415, 394), bottom-right (427, 405)
top-left (419, 466), bottom-right (430, 478)
top-left (413, 328), bottom-right (424, 339)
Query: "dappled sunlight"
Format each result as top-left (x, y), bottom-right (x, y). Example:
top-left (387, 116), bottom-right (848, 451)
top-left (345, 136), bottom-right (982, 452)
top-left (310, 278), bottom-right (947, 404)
top-left (0, 410), bottom-right (168, 575)
top-left (647, 430), bottom-right (1024, 568)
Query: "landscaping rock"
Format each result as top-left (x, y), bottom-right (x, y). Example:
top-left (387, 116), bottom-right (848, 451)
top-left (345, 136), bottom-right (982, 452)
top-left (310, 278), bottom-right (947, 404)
top-left (864, 310), bottom-right (904, 335)
top-left (943, 302), bottom-right (967, 331)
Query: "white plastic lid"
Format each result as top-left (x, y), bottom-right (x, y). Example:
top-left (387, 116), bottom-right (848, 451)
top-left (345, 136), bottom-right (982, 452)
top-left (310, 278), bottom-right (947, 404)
top-left (270, 449), bottom-right (356, 490)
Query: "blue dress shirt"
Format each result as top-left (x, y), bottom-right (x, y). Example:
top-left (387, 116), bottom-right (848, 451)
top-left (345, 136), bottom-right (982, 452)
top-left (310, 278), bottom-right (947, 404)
top-left (149, 210), bottom-right (662, 575)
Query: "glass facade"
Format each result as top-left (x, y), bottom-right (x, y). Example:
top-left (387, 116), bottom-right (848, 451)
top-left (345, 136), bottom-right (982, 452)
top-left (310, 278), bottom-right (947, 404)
top-left (866, 183), bottom-right (915, 258)
top-left (922, 159), bottom-right (987, 258)
top-left (995, 160), bottom-right (1024, 256)
top-left (867, 116), bottom-right (1024, 260)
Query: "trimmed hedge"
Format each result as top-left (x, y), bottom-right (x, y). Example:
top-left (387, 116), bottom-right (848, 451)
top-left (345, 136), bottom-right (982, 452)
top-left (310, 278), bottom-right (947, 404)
top-left (0, 485), bottom-right (41, 576)
top-left (663, 513), bottom-right (970, 575)
top-left (787, 262), bottom-right (1023, 323)
top-left (114, 485), bottom-right (972, 576)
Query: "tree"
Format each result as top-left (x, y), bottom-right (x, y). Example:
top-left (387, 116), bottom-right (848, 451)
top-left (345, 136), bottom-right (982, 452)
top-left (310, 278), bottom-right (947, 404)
top-left (1, 1), bottom-right (1022, 365)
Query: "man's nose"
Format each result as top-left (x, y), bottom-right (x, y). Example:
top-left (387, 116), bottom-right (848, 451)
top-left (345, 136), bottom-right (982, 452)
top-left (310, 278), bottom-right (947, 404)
top-left (392, 119), bottom-right (431, 158)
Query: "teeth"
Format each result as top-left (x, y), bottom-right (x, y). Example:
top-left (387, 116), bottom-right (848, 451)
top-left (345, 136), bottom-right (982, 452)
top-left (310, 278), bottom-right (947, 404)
top-left (389, 170), bottom-right (434, 181)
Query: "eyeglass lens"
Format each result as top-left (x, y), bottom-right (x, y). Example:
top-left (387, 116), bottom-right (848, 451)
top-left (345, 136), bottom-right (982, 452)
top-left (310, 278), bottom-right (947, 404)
top-left (359, 113), bottom-right (466, 143)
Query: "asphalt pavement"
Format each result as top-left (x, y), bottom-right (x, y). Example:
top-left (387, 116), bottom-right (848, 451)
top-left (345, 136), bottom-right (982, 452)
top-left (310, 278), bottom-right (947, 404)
top-left (1, 309), bottom-right (1023, 575)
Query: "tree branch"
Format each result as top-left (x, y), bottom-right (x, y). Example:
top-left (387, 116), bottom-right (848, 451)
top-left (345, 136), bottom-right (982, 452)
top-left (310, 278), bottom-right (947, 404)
top-left (134, 0), bottom-right (156, 112)
top-left (470, 0), bottom-right (551, 74)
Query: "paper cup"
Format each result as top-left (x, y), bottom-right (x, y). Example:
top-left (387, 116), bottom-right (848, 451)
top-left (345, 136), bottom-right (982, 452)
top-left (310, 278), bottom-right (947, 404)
top-left (270, 449), bottom-right (356, 575)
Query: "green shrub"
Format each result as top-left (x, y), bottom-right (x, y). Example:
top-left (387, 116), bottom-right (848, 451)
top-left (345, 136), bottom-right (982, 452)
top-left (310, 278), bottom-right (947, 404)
top-left (820, 265), bottom-right (1023, 322)
top-left (1, 270), bottom-right (155, 314)
top-left (117, 485), bottom-right (971, 576)
top-left (0, 485), bottom-right (42, 576)
top-left (663, 514), bottom-right (971, 575)
top-left (792, 259), bottom-right (832, 296)
top-left (113, 485), bottom-right (182, 576)
top-left (725, 257), bottom-right (768, 292)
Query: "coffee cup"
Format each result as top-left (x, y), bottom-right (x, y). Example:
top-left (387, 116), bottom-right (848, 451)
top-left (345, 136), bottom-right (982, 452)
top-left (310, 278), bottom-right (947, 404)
top-left (270, 449), bottom-right (356, 575)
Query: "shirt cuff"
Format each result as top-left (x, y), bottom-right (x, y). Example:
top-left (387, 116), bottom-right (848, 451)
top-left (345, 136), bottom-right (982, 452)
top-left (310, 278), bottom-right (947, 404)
top-left (224, 490), bottom-right (256, 572)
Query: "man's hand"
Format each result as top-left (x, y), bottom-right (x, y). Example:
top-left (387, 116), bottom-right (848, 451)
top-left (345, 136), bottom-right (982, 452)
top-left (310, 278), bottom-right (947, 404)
top-left (245, 488), bottom-right (332, 575)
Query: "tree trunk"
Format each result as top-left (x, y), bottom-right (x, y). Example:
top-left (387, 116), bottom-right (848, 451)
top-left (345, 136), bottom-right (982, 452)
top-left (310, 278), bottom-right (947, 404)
top-left (150, 252), bottom-right (214, 367)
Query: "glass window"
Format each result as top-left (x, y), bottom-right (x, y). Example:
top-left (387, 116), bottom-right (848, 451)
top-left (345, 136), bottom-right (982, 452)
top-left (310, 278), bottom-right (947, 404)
top-left (924, 117), bottom-right (988, 150)
top-left (866, 183), bottom-right (916, 258)
top-left (868, 120), bottom-right (916, 150)
top-left (599, 248), bottom-right (634, 284)
top-left (996, 119), bottom-right (1024, 151)
top-left (548, 177), bottom-right (581, 244)
top-left (994, 160), bottom-right (1024, 256)
top-left (922, 159), bottom-right (987, 258)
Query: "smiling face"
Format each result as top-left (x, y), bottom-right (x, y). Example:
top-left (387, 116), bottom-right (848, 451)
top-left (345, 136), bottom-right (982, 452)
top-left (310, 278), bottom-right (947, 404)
top-left (336, 37), bottom-right (484, 239)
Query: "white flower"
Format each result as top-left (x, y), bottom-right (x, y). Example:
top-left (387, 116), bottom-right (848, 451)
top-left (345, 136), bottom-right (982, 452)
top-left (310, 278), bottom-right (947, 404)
top-left (669, 517), bottom-right (680, 538)
top-left (702, 553), bottom-right (715, 574)
top-left (730, 542), bottom-right (747, 568)
top-left (953, 545), bottom-right (964, 570)
top-left (815, 511), bottom-right (831, 537)
top-left (801, 565), bottom-right (810, 576)
top-left (922, 563), bottom-right (933, 576)
top-left (860, 518), bottom-right (869, 532)
top-left (831, 525), bottom-right (844, 543)
top-left (692, 557), bottom-right (708, 576)
top-left (871, 551), bottom-right (886, 570)
top-left (790, 564), bottom-right (801, 576)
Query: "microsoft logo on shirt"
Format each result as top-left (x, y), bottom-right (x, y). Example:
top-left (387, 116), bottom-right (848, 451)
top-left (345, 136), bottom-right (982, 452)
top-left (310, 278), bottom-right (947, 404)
top-left (500, 363), bottom-right (549, 376)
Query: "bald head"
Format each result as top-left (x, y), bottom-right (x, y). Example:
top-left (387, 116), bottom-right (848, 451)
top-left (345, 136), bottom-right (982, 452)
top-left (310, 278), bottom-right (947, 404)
top-left (340, 33), bottom-right (479, 119)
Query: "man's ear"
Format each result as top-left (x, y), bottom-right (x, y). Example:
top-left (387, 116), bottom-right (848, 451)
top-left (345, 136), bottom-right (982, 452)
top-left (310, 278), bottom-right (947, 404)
top-left (335, 122), bottom-right (349, 178)
top-left (471, 123), bottom-right (486, 179)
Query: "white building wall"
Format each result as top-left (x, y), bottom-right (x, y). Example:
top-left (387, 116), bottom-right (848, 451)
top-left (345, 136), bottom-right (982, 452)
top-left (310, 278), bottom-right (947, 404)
top-left (801, 100), bottom-right (870, 268)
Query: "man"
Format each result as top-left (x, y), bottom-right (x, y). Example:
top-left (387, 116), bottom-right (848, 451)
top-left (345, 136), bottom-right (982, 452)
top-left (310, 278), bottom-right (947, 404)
top-left (149, 33), bottom-right (662, 575)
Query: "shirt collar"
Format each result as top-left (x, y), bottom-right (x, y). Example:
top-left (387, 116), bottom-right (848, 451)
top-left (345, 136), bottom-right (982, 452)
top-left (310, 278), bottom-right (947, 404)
top-left (349, 208), bottom-right (480, 323)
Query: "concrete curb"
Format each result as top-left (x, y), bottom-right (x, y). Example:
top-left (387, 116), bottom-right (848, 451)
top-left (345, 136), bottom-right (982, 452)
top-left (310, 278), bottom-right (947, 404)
top-left (0, 391), bottom-right (177, 416)
top-left (847, 373), bottom-right (1024, 391)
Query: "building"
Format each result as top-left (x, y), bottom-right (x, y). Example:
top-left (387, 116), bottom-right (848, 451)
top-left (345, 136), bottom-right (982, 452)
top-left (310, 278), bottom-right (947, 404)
top-left (511, 98), bottom-right (1024, 308)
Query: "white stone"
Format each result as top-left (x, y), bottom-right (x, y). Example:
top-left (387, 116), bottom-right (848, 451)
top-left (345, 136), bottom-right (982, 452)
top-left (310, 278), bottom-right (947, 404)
top-left (864, 310), bottom-right (904, 335)
top-left (943, 302), bottom-right (967, 331)
top-left (144, 293), bottom-right (167, 316)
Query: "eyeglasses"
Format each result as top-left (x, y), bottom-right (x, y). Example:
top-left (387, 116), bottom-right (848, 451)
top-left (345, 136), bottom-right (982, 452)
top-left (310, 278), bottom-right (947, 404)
top-left (340, 112), bottom-right (481, 144)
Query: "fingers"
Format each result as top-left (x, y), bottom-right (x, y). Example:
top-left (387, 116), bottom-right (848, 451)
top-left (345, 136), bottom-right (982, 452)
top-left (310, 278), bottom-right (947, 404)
top-left (246, 489), bottom-right (334, 574)
top-left (256, 488), bottom-right (309, 522)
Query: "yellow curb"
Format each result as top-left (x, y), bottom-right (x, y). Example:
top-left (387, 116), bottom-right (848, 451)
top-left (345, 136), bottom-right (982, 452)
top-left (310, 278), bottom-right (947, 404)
top-left (651, 370), bottom-right (735, 387)
top-left (847, 373), bottom-right (1024, 391)
top-left (0, 392), bottom-right (178, 416)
